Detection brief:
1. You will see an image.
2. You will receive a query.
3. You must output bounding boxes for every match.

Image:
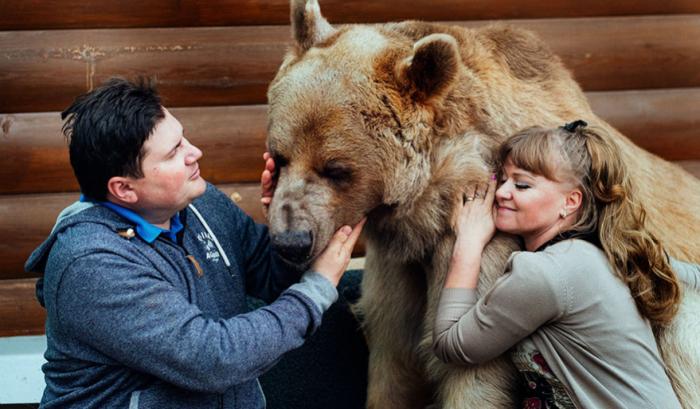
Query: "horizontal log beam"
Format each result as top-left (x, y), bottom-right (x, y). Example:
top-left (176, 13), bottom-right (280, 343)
top-left (2, 16), bottom-right (700, 113)
top-left (2, 88), bottom-right (698, 195)
top-left (0, 106), bottom-right (269, 194)
top-left (587, 89), bottom-right (700, 162)
top-left (1, 0), bottom-right (699, 30)
top-left (497, 16), bottom-right (700, 95)
top-left (0, 25), bottom-right (283, 113)
top-left (0, 278), bottom-right (44, 337)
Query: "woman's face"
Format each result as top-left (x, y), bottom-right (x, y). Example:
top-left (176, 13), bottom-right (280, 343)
top-left (495, 158), bottom-right (579, 251)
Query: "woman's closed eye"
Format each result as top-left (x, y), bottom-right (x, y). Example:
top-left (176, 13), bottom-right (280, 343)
top-left (514, 182), bottom-right (531, 190)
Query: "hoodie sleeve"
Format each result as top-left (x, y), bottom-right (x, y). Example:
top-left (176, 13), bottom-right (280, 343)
top-left (53, 250), bottom-right (334, 394)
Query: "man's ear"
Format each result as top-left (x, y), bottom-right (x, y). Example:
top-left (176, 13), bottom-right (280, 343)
top-left (291, 0), bottom-right (337, 51)
top-left (107, 176), bottom-right (138, 204)
top-left (395, 33), bottom-right (462, 103)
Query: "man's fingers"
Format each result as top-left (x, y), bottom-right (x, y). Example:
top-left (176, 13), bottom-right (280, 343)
top-left (328, 225), bottom-right (353, 252)
top-left (261, 170), bottom-right (274, 203)
top-left (327, 218), bottom-right (365, 254)
top-left (263, 152), bottom-right (275, 176)
top-left (261, 169), bottom-right (272, 186)
top-left (343, 218), bottom-right (366, 253)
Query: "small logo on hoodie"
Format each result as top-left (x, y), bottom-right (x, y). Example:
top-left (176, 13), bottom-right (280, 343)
top-left (196, 232), bottom-right (221, 263)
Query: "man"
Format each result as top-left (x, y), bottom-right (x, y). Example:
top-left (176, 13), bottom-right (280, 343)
top-left (25, 78), bottom-right (364, 408)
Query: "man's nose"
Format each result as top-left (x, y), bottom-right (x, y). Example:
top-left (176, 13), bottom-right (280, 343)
top-left (186, 142), bottom-right (203, 163)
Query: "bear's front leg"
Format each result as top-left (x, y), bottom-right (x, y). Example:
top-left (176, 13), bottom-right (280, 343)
top-left (357, 250), bottom-right (434, 409)
top-left (421, 234), bottom-right (520, 409)
top-left (431, 360), bottom-right (518, 409)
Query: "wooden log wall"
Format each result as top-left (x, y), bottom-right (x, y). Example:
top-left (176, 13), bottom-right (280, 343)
top-left (1, 0), bottom-right (699, 337)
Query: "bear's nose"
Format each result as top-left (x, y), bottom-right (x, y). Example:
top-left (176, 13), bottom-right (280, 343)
top-left (272, 230), bottom-right (313, 264)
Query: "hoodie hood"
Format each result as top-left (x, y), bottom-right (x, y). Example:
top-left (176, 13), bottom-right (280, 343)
top-left (26, 201), bottom-right (97, 275)
top-left (25, 201), bottom-right (133, 306)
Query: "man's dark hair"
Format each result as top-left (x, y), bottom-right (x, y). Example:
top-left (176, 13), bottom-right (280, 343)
top-left (61, 77), bottom-right (165, 201)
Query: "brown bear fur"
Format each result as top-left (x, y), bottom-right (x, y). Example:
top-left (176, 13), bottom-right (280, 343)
top-left (265, 1), bottom-right (700, 407)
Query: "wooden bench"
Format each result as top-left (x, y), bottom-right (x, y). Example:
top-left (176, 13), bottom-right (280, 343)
top-left (1, 0), bottom-right (699, 404)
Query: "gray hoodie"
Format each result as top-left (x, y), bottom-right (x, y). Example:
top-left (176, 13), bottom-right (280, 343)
top-left (25, 184), bottom-right (337, 409)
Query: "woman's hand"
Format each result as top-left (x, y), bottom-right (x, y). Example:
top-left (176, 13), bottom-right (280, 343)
top-left (260, 152), bottom-right (276, 216)
top-left (454, 175), bottom-right (497, 253)
top-left (312, 218), bottom-right (366, 287)
top-left (445, 175), bottom-right (497, 289)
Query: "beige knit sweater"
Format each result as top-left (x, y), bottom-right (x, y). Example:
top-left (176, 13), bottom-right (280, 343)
top-left (434, 239), bottom-right (697, 409)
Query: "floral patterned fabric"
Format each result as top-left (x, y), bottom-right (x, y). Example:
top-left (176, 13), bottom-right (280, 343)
top-left (511, 339), bottom-right (575, 409)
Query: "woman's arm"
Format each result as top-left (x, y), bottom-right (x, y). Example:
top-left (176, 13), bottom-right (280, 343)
top-left (433, 253), bottom-right (566, 364)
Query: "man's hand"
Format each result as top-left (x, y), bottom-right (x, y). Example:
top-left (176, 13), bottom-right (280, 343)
top-left (261, 152), bottom-right (276, 216)
top-left (312, 218), bottom-right (366, 287)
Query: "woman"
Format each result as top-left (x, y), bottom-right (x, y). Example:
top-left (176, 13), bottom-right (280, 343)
top-left (433, 121), bottom-right (699, 409)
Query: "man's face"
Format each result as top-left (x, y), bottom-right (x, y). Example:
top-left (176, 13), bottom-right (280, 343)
top-left (130, 108), bottom-right (206, 217)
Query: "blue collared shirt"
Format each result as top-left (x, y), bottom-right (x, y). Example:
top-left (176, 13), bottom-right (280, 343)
top-left (80, 195), bottom-right (183, 243)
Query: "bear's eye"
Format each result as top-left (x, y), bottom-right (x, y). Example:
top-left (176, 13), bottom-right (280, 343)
top-left (321, 161), bottom-right (353, 186)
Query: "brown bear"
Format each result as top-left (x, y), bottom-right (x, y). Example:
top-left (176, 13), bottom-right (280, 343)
top-left (265, 0), bottom-right (700, 407)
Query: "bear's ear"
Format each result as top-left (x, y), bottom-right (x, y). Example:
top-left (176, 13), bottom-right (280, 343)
top-left (396, 33), bottom-right (462, 103)
top-left (291, 0), bottom-right (337, 51)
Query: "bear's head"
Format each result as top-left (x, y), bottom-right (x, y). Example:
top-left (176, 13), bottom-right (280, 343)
top-left (266, 0), bottom-right (466, 265)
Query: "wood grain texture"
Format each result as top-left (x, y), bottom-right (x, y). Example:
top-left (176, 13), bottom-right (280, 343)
top-left (0, 25), bottom-right (285, 113)
top-left (0, 105), bottom-right (269, 194)
top-left (1, 0), bottom-right (699, 30)
top-left (0, 278), bottom-right (44, 337)
top-left (587, 88), bottom-right (700, 162)
top-left (2, 16), bottom-right (700, 113)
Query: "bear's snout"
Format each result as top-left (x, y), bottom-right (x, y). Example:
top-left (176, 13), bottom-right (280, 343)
top-left (271, 229), bottom-right (314, 265)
